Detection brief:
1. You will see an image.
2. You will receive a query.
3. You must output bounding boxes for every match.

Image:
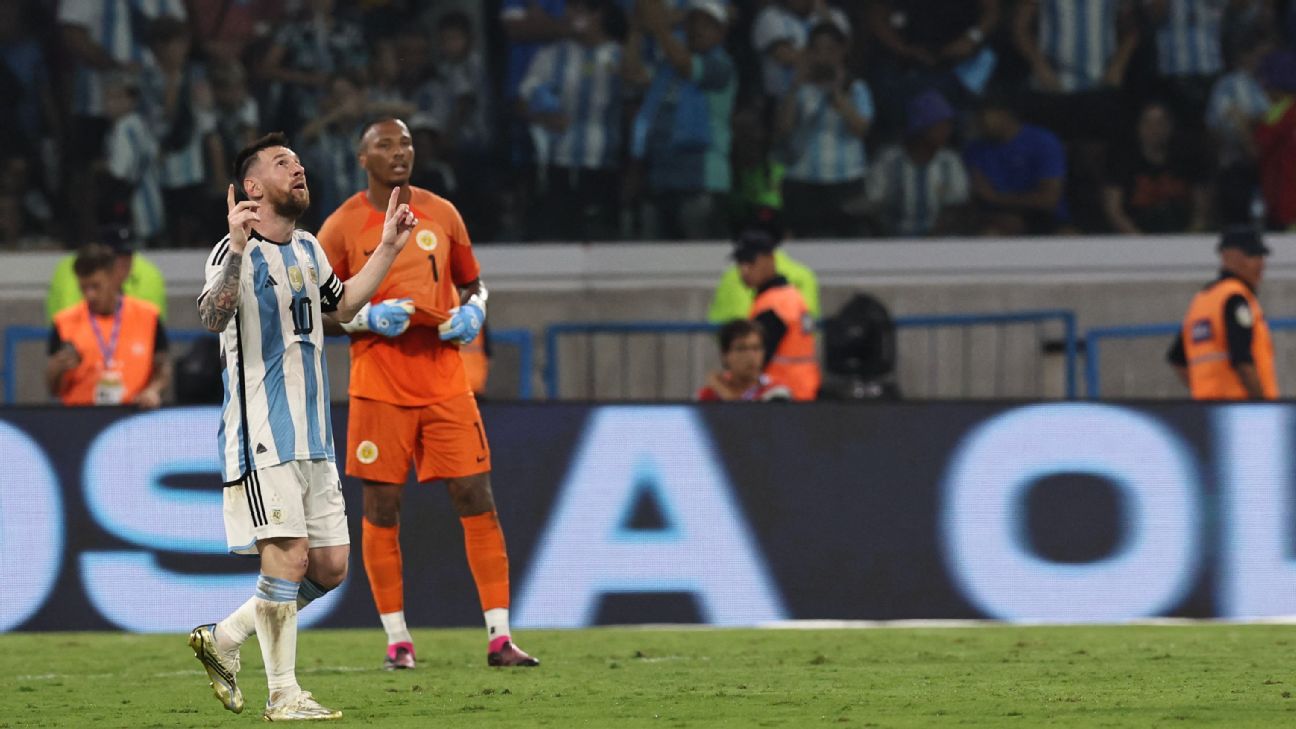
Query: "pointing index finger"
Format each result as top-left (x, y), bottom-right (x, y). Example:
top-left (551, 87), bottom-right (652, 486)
top-left (227, 184), bottom-right (235, 212)
top-left (386, 186), bottom-right (400, 218)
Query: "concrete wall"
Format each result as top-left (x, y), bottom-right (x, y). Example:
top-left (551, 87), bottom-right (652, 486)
top-left (6, 235), bottom-right (1294, 403)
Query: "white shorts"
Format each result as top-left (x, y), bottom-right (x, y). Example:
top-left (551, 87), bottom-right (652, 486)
top-left (223, 459), bottom-right (350, 555)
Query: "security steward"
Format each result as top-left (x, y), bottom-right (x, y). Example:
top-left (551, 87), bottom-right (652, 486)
top-left (46, 243), bottom-right (171, 408)
top-left (734, 224), bottom-right (821, 400)
top-left (1168, 228), bottom-right (1276, 400)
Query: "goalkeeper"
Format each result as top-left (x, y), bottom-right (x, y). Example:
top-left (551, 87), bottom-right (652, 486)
top-left (318, 118), bottom-right (538, 670)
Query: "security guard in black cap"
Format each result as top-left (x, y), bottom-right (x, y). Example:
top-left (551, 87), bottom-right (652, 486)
top-left (1168, 228), bottom-right (1277, 399)
top-left (734, 226), bottom-right (820, 400)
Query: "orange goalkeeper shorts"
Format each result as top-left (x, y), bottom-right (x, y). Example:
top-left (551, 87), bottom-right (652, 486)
top-left (345, 392), bottom-right (491, 484)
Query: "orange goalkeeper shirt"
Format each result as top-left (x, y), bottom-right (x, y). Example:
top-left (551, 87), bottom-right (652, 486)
top-left (318, 187), bottom-right (482, 406)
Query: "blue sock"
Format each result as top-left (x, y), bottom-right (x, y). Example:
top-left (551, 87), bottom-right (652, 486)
top-left (255, 575), bottom-right (300, 603)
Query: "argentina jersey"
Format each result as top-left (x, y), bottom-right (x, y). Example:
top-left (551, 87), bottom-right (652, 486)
top-left (200, 230), bottom-right (345, 483)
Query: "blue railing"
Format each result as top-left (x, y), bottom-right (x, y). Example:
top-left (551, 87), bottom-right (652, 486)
top-left (544, 310), bottom-right (1078, 400)
top-left (1083, 318), bottom-right (1296, 399)
top-left (2, 325), bottom-right (535, 404)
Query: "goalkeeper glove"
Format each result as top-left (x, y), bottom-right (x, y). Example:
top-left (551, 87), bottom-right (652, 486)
top-left (438, 288), bottom-right (487, 344)
top-left (340, 297), bottom-right (414, 337)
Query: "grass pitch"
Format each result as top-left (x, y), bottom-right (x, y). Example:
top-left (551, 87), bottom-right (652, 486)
top-left (1, 624), bottom-right (1294, 727)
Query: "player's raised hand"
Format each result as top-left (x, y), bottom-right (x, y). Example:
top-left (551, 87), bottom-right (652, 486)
top-left (380, 185), bottom-right (417, 252)
top-left (226, 184), bottom-right (259, 254)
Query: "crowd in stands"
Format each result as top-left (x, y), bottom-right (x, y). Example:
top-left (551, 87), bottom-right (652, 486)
top-left (4, 0), bottom-right (1296, 249)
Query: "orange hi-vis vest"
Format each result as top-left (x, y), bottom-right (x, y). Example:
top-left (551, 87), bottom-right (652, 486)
top-left (1182, 277), bottom-right (1277, 400)
top-left (751, 283), bottom-right (820, 400)
top-left (53, 295), bottom-right (160, 406)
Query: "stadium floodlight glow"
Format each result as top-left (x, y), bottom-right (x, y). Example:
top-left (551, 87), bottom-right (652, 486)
top-left (0, 421), bottom-right (62, 632)
top-left (80, 407), bottom-right (345, 633)
top-left (941, 403), bottom-right (1201, 623)
top-left (515, 406), bottom-right (788, 627)
top-left (1216, 405), bottom-right (1296, 619)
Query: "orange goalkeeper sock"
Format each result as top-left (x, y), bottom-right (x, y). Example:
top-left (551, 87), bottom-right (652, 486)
top-left (361, 518), bottom-right (404, 616)
top-left (461, 511), bottom-right (511, 612)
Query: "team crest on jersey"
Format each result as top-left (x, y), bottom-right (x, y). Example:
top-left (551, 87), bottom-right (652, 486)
top-left (417, 229), bottom-right (438, 252)
top-left (270, 508), bottom-right (283, 525)
top-left (287, 265), bottom-right (305, 292)
top-left (304, 260), bottom-right (318, 284)
top-left (356, 440), bottom-right (379, 464)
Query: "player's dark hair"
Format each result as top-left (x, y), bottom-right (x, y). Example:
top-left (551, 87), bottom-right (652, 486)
top-left (234, 131), bottom-right (290, 183)
top-left (718, 319), bottom-right (765, 354)
top-left (437, 10), bottom-right (472, 35)
top-left (72, 243), bottom-right (118, 278)
top-left (357, 117), bottom-right (410, 152)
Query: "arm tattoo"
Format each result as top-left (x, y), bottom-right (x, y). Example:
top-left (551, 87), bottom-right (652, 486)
top-left (198, 254), bottom-right (243, 332)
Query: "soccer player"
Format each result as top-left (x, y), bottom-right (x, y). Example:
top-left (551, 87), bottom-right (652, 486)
top-left (187, 132), bottom-right (416, 720)
top-left (316, 117), bottom-right (539, 670)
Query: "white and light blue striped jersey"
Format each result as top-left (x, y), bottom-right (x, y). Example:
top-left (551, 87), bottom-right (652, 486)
top-left (752, 5), bottom-right (852, 97)
top-left (1207, 69), bottom-right (1270, 165)
top-left (1036, 0), bottom-right (1120, 92)
top-left (58, 0), bottom-right (187, 117)
top-left (200, 230), bottom-right (344, 483)
top-left (140, 60), bottom-right (217, 189)
top-left (105, 111), bottom-right (164, 240)
top-left (1155, 0), bottom-right (1224, 77)
top-left (519, 40), bottom-right (624, 170)
top-left (785, 80), bottom-right (874, 184)
top-left (867, 145), bottom-right (970, 237)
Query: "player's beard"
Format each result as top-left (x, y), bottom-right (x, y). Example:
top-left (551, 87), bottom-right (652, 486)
top-left (271, 187), bottom-right (310, 219)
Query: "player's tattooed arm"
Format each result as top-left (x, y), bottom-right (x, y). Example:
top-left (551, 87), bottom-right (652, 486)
top-left (198, 254), bottom-right (243, 332)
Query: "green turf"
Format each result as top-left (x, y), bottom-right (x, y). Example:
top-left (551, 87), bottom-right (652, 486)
top-left (1, 624), bottom-right (1294, 727)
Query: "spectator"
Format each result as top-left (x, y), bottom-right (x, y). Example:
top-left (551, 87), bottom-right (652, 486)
top-left (57, 0), bottom-right (186, 242)
top-left (708, 208), bottom-right (821, 323)
top-left (1102, 100), bottom-right (1210, 234)
top-left (697, 319), bottom-right (793, 401)
top-left (140, 17), bottom-right (216, 247)
top-left (206, 61), bottom-right (260, 200)
top-left (730, 106), bottom-right (786, 225)
top-left (775, 21), bottom-right (874, 238)
top-left (432, 11), bottom-right (493, 153)
top-left (1147, 0), bottom-right (1225, 133)
top-left (964, 93), bottom-right (1068, 235)
top-left (299, 74), bottom-right (370, 228)
top-left (627, 0), bottom-right (737, 240)
top-left (2, 1), bottom-right (57, 161)
top-left (733, 223), bottom-right (821, 400)
top-left (1012, 0), bottom-right (1139, 143)
top-left (865, 0), bottom-right (1000, 138)
top-left (866, 90), bottom-right (970, 237)
top-left (366, 39), bottom-right (412, 108)
top-left (426, 11), bottom-right (499, 239)
top-left (46, 243), bottom-right (170, 408)
top-left (751, 0), bottom-right (851, 99)
top-left (100, 73), bottom-right (165, 244)
top-left (1206, 32), bottom-right (1272, 225)
top-left (500, 0), bottom-right (574, 102)
top-left (47, 226), bottom-right (168, 322)
top-left (259, 0), bottom-right (368, 135)
top-left (1254, 50), bottom-right (1296, 229)
top-left (519, 0), bottom-right (628, 241)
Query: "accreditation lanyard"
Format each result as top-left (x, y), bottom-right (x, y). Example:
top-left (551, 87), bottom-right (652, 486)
top-left (88, 300), bottom-right (123, 369)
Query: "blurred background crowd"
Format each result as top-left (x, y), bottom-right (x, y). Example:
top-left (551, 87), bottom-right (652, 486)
top-left (6, 0), bottom-right (1296, 249)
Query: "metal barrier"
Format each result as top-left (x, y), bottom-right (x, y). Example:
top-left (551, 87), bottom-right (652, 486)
top-left (1084, 318), bottom-right (1296, 399)
top-left (544, 310), bottom-right (1078, 400)
top-left (2, 325), bottom-right (536, 404)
